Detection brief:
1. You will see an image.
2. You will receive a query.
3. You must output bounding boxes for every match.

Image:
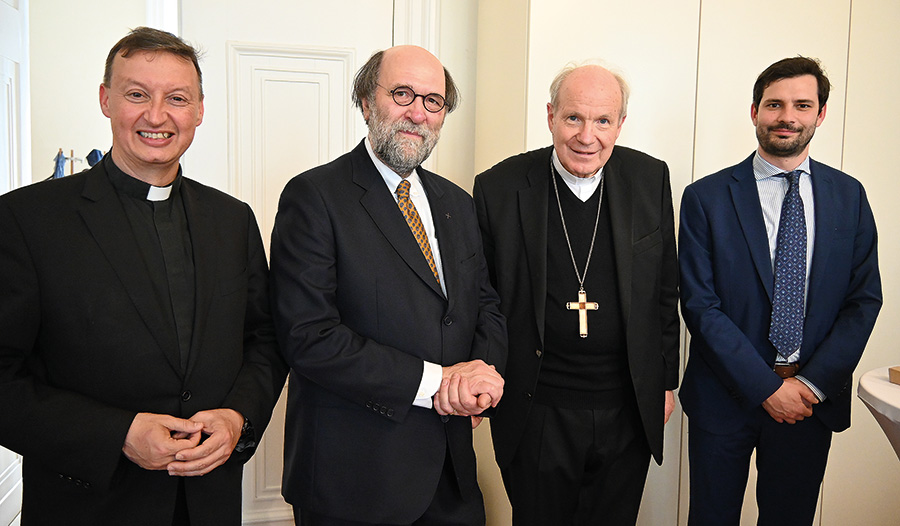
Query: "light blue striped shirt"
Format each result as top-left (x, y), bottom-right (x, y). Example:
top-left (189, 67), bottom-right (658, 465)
top-left (753, 152), bottom-right (825, 400)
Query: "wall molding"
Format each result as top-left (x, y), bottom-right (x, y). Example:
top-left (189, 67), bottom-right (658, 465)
top-left (226, 42), bottom-right (356, 210)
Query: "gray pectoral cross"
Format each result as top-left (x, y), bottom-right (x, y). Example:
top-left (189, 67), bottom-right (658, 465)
top-left (566, 288), bottom-right (598, 338)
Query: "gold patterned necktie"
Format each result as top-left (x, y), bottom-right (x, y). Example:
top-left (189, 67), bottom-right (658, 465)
top-left (396, 179), bottom-right (441, 285)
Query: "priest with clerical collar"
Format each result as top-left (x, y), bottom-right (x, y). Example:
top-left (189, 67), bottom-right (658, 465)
top-left (0, 27), bottom-right (287, 526)
top-left (474, 61), bottom-right (680, 526)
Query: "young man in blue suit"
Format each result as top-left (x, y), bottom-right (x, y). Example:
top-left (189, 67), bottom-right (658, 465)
top-left (270, 45), bottom-right (507, 526)
top-left (679, 57), bottom-right (882, 525)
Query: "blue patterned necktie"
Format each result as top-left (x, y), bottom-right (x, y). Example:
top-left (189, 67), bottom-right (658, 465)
top-left (769, 170), bottom-right (807, 358)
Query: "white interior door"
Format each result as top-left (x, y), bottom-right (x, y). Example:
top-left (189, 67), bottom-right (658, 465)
top-left (0, 0), bottom-right (28, 523)
top-left (180, 3), bottom-right (394, 523)
top-left (1, 0), bottom-right (30, 196)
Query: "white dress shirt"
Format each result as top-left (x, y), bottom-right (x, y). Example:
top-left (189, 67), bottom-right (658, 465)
top-left (364, 138), bottom-right (443, 408)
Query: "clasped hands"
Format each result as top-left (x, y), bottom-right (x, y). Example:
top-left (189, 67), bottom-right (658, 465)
top-left (122, 408), bottom-right (244, 477)
top-left (761, 377), bottom-right (819, 424)
top-left (433, 359), bottom-right (504, 429)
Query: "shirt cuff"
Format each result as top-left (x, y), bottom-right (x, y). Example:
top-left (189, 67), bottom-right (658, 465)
top-left (412, 361), bottom-right (442, 409)
top-left (795, 375), bottom-right (826, 402)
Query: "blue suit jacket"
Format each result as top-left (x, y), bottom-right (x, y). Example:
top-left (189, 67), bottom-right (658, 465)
top-left (679, 153), bottom-right (881, 434)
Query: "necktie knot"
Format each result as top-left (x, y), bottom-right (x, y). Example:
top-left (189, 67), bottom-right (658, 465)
top-left (780, 170), bottom-right (803, 189)
top-left (396, 179), bottom-right (411, 199)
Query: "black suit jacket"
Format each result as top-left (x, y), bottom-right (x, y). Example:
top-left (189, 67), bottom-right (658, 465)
top-left (0, 160), bottom-right (288, 525)
top-left (270, 140), bottom-right (507, 524)
top-left (473, 146), bottom-right (679, 466)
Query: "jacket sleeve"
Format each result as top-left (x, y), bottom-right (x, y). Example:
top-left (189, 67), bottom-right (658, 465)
top-left (0, 198), bottom-right (136, 487)
top-left (795, 183), bottom-right (882, 399)
top-left (269, 175), bottom-right (428, 423)
top-left (678, 184), bottom-right (784, 407)
top-left (222, 203), bottom-right (290, 457)
top-left (658, 164), bottom-right (680, 391)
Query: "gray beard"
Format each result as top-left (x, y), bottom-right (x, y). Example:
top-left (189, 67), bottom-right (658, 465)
top-left (369, 108), bottom-right (440, 175)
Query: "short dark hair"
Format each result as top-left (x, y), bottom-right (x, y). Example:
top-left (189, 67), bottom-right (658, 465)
top-left (104, 26), bottom-right (203, 97)
top-left (351, 49), bottom-right (460, 115)
top-left (753, 56), bottom-right (830, 112)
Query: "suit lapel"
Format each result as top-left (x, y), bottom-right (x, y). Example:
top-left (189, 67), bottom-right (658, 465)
top-left (729, 156), bottom-right (775, 301)
top-left (78, 166), bottom-right (182, 372)
top-left (353, 144), bottom-right (444, 299)
top-left (519, 149), bottom-right (551, 344)
top-left (604, 153), bottom-right (634, 325)
top-left (806, 159), bottom-right (835, 318)
top-left (423, 172), bottom-right (454, 303)
top-left (181, 180), bottom-right (217, 378)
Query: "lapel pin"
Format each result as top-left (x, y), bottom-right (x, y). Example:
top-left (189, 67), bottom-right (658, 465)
top-left (445, 213), bottom-right (452, 220)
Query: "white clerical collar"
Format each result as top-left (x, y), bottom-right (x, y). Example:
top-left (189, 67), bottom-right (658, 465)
top-left (551, 148), bottom-right (603, 202)
top-left (364, 137), bottom-right (425, 198)
top-left (146, 185), bottom-right (173, 201)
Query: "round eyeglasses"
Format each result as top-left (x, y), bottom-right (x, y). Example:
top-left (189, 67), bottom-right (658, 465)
top-left (378, 84), bottom-right (446, 113)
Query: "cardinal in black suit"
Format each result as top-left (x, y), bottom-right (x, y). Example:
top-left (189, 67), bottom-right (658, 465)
top-left (270, 46), bottom-right (506, 526)
top-left (0, 28), bottom-right (287, 525)
top-left (473, 64), bottom-right (679, 526)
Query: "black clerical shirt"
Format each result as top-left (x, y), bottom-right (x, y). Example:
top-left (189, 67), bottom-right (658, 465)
top-left (104, 154), bottom-right (195, 372)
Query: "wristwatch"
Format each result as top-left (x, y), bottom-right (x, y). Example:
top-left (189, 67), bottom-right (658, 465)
top-left (234, 416), bottom-right (256, 453)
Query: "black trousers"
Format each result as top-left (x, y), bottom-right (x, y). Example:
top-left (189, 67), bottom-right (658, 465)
top-left (687, 410), bottom-right (832, 526)
top-left (294, 443), bottom-right (485, 526)
top-left (172, 478), bottom-right (189, 526)
top-left (501, 399), bottom-right (651, 526)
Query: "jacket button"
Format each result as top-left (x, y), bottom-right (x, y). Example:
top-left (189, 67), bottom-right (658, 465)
top-left (181, 391), bottom-right (192, 402)
top-left (535, 349), bottom-right (542, 357)
top-left (443, 316), bottom-right (453, 326)
top-left (366, 401), bottom-right (373, 409)
top-left (387, 409), bottom-right (394, 417)
top-left (525, 392), bottom-right (533, 401)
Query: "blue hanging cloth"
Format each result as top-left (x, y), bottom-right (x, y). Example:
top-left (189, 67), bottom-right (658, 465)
top-left (86, 149), bottom-right (103, 167)
top-left (52, 149), bottom-right (66, 179)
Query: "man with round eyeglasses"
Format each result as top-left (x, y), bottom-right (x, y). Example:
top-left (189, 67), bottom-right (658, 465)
top-left (271, 45), bottom-right (507, 526)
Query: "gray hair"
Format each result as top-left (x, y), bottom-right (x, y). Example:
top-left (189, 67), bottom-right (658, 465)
top-left (549, 61), bottom-right (630, 122)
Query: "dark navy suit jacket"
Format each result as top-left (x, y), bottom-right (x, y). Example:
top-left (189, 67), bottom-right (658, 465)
top-left (679, 153), bottom-right (882, 435)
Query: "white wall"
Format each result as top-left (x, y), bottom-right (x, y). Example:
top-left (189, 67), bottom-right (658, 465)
top-left (824, 1), bottom-right (900, 524)
top-left (28, 0), bottom-right (145, 182)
